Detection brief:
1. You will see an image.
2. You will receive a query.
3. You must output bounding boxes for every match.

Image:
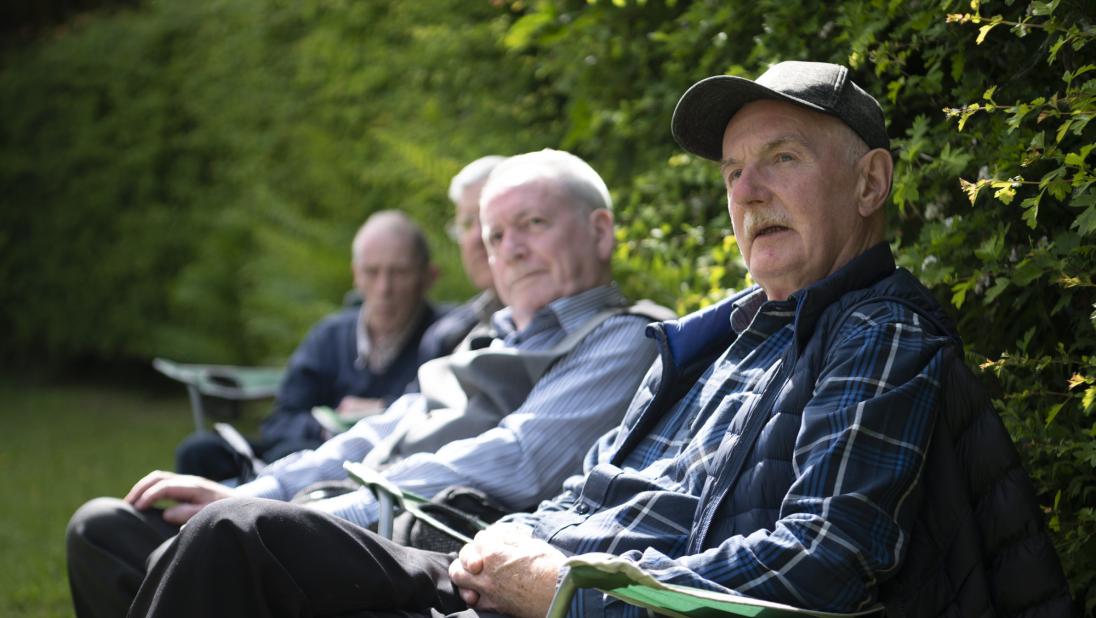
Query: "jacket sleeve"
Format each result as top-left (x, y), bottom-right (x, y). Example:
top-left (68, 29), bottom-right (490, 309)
top-left (260, 316), bottom-right (342, 443)
top-left (571, 302), bottom-right (952, 617)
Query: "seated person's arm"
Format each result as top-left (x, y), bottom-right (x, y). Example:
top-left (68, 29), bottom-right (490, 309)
top-left (260, 319), bottom-right (343, 444)
top-left (236, 394), bottom-right (424, 502)
top-left (124, 470), bottom-right (236, 525)
top-left (449, 523), bottom-right (566, 618)
top-left (310, 315), bottom-right (656, 524)
top-left (568, 303), bottom-right (951, 614)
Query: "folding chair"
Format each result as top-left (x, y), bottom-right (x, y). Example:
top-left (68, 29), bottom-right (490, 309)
top-left (343, 461), bottom-right (486, 543)
top-left (152, 357), bottom-right (285, 432)
top-left (545, 554), bottom-right (883, 618)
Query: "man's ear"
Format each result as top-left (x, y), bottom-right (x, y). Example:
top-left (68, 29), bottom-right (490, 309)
top-left (351, 262), bottom-right (366, 297)
top-left (423, 263), bottom-right (440, 292)
top-left (590, 209), bottom-right (616, 261)
top-left (856, 148), bottom-right (893, 218)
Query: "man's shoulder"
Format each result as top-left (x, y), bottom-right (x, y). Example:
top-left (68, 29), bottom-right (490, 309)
top-left (825, 267), bottom-right (957, 339)
top-left (419, 299), bottom-right (481, 360)
top-left (621, 299), bottom-right (677, 323)
top-left (312, 306), bottom-right (361, 331)
top-left (565, 295), bottom-right (675, 341)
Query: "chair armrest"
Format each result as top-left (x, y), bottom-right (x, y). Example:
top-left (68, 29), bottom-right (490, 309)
top-left (342, 462), bottom-right (476, 544)
top-left (546, 554), bottom-right (883, 618)
top-left (153, 357), bottom-right (285, 431)
top-left (153, 357), bottom-right (284, 400)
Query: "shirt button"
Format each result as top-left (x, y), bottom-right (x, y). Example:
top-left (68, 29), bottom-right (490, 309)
top-left (574, 503), bottom-right (589, 514)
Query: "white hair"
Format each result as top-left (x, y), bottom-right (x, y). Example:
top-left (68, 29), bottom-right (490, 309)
top-left (481, 149), bottom-right (612, 214)
top-left (447, 155), bottom-right (507, 204)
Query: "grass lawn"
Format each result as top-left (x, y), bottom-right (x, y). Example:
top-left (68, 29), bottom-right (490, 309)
top-left (0, 375), bottom-right (223, 617)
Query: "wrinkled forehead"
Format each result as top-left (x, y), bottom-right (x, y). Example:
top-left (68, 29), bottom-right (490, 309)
top-left (481, 178), bottom-right (571, 223)
top-left (720, 99), bottom-right (854, 158)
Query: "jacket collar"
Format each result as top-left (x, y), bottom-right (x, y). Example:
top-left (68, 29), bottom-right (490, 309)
top-left (788, 242), bottom-right (895, 351)
top-left (653, 242), bottom-right (897, 367)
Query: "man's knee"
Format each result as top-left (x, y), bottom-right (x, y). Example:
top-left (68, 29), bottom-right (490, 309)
top-left (168, 498), bottom-right (312, 568)
top-left (67, 497), bottom-right (133, 554)
top-left (68, 496), bottom-right (177, 566)
top-left (179, 497), bottom-right (272, 543)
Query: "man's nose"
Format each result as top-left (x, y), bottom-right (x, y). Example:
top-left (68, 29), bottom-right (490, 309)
top-left (731, 165), bottom-right (770, 207)
top-left (498, 230), bottom-right (527, 261)
top-left (374, 271), bottom-right (394, 295)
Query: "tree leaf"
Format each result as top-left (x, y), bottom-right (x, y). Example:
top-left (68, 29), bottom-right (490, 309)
top-left (1071, 205), bottom-right (1096, 236)
top-left (1045, 401), bottom-right (1065, 427)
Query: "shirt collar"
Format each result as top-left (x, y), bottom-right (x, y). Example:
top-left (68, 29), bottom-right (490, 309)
top-left (787, 242), bottom-right (896, 351)
top-left (355, 303), bottom-right (425, 371)
top-left (490, 284), bottom-right (628, 344)
top-left (728, 287), bottom-right (768, 333)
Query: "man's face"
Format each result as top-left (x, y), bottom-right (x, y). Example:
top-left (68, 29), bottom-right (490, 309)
top-left (353, 231), bottom-right (430, 335)
top-left (721, 99), bottom-right (871, 301)
top-left (481, 180), bottom-right (612, 328)
top-left (453, 181), bottom-right (494, 291)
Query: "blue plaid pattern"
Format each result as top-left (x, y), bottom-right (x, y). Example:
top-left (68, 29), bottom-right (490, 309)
top-left (517, 288), bottom-right (947, 616)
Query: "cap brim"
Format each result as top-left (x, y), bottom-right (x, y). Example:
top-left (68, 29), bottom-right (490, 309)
top-left (671, 75), bottom-right (828, 161)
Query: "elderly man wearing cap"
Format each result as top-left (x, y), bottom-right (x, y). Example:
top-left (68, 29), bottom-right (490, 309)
top-left (123, 62), bottom-right (1068, 618)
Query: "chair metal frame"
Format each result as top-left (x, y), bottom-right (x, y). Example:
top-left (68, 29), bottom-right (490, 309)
top-left (152, 357), bottom-right (284, 431)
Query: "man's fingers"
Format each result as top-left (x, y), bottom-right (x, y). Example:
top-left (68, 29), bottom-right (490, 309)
top-left (132, 479), bottom-right (197, 510)
top-left (123, 470), bottom-right (174, 505)
top-left (448, 556), bottom-right (483, 607)
top-left (131, 475), bottom-right (232, 511)
top-left (458, 542), bottom-right (484, 574)
top-left (459, 588), bottom-right (480, 607)
top-left (162, 502), bottom-right (204, 525)
top-left (478, 522), bottom-right (531, 545)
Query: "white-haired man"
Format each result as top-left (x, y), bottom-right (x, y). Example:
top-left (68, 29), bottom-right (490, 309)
top-left (174, 209), bottom-right (442, 482)
top-left (67, 149), bottom-right (668, 618)
top-left (123, 62), bottom-right (1068, 618)
top-left (417, 155), bottom-right (508, 360)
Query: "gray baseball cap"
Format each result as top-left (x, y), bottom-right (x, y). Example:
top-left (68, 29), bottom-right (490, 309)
top-left (671, 61), bottom-right (889, 161)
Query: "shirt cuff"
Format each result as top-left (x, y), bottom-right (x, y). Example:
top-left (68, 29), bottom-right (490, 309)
top-left (234, 474), bottom-right (287, 501)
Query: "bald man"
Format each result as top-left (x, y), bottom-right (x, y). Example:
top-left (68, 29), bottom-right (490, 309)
top-left (175, 210), bottom-right (443, 482)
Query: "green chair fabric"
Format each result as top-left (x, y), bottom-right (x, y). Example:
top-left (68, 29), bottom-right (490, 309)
top-left (343, 461), bottom-right (482, 543)
top-left (152, 357), bottom-right (284, 431)
top-left (546, 555), bottom-right (883, 618)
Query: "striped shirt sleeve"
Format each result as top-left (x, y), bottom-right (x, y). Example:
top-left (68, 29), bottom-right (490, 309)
top-left (318, 314), bottom-right (658, 526)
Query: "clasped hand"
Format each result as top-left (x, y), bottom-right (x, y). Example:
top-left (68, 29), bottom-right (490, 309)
top-left (448, 523), bottom-right (566, 618)
top-left (124, 470), bottom-right (235, 525)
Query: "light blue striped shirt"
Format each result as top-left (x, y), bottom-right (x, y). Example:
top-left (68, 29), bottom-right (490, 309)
top-left (235, 285), bottom-right (661, 528)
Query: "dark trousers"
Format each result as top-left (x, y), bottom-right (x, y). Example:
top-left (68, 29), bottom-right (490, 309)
top-left (128, 497), bottom-right (474, 618)
top-left (66, 497), bottom-right (179, 618)
top-left (175, 430), bottom-right (323, 481)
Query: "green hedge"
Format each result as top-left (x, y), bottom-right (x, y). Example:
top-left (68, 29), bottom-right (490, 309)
top-left (1, 0), bottom-right (1092, 611)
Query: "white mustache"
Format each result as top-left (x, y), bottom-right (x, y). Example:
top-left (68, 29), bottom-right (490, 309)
top-left (742, 211), bottom-right (791, 241)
